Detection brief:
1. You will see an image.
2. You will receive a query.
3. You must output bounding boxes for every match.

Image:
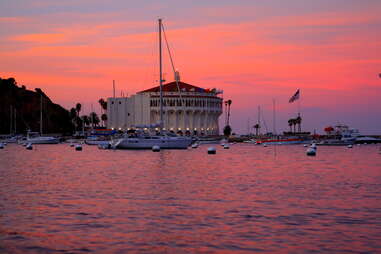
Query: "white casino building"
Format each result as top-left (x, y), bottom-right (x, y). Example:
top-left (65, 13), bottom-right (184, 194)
top-left (107, 81), bottom-right (222, 135)
top-left (107, 79), bottom-right (223, 135)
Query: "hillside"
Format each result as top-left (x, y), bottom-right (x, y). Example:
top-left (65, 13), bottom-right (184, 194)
top-left (0, 77), bottom-right (73, 134)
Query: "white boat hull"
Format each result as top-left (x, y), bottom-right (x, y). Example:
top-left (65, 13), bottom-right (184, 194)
top-left (85, 140), bottom-right (110, 145)
top-left (113, 137), bottom-right (192, 149)
top-left (27, 137), bottom-right (60, 144)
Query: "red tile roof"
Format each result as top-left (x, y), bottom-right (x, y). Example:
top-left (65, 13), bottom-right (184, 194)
top-left (139, 81), bottom-right (208, 93)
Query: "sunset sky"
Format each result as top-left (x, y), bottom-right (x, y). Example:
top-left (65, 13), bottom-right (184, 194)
top-left (1, 0), bottom-right (381, 134)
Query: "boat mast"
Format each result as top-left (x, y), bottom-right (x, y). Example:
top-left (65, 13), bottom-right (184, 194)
top-left (10, 105), bottom-right (12, 135)
top-left (159, 18), bottom-right (163, 129)
top-left (14, 109), bottom-right (17, 134)
top-left (273, 99), bottom-right (276, 136)
top-left (257, 105), bottom-right (260, 135)
top-left (40, 95), bottom-right (43, 134)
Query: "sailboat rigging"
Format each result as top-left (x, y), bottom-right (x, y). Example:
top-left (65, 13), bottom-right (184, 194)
top-left (26, 95), bottom-right (60, 144)
top-left (111, 19), bottom-right (192, 149)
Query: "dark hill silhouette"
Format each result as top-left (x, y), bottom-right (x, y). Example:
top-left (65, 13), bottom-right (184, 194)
top-left (0, 77), bottom-right (73, 134)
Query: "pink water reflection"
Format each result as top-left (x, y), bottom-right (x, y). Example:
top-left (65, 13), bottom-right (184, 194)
top-left (1, 144), bottom-right (381, 253)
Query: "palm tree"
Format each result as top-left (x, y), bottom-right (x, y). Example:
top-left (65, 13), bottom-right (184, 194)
top-left (223, 99), bottom-right (232, 137)
top-left (75, 103), bottom-right (82, 118)
top-left (254, 123), bottom-right (260, 136)
top-left (226, 99), bottom-right (232, 126)
top-left (102, 101), bottom-right (107, 111)
top-left (223, 125), bottom-right (232, 137)
top-left (70, 107), bottom-right (77, 120)
top-left (81, 115), bottom-right (90, 127)
top-left (101, 113), bottom-right (107, 127)
top-left (292, 118), bottom-right (297, 133)
top-left (89, 112), bottom-right (100, 128)
top-left (288, 119), bottom-right (293, 132)
top-left (98, 98), bottom-right (105, 114)
top-left (295, 115), bottom-right (302, 133)
top-left (70, 107), bottom-right (77, 131)
top-left (224, 101), bottom-right (228, 125)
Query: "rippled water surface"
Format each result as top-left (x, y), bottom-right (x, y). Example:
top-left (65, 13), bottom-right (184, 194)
top-left (1, 143), bottom-right (381, 253)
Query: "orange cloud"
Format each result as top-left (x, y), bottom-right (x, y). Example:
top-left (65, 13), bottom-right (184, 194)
top-left (10, 33), bottom-right (66, 43)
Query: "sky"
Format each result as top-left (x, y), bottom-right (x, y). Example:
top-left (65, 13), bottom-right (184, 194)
top-left (1, 0), bottom-right (381, 134)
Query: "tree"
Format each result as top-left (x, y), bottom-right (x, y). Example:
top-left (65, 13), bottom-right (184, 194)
top-left (295, 115), bottom-right (302, 133)
top-left (70, 107), bottom-right (77, 131)
top-left (223, 125), bottom-right (232, 137)
top-left (224, 101), bottom-right (228, 125)
top-left (254, 123), bottom-right (260, 136)
top-left (288, 119), bottom-right (293, 132)
top-left (98, 98), bottom-right (105, 114)
top-left (101, 113), bottom-right (107, 127)
top-left (324, 126), bottom-right (334, 135)
top-left (81, 115), bottom-right (90, 127)
top-left (75, 103), bottom-right (82, 117)
top-left (98, 98), bottom-right (107, 113)
top-left (292, 118), bottom-right (297, 133)
top-left (75, 116), bottom-right (83, 130)
top-left (89, 112), bottom-right (100, 127)
top-left (225, 99), bottom-right (232, 126)
top-left (69, 108), bottom-right (77, 120)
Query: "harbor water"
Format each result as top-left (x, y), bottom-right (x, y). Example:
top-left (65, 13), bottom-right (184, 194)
top-left (1, 144), bottom-right (381, 253)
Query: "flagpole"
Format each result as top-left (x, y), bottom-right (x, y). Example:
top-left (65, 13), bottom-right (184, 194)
top-left (298, 89), bottom-right (301, 133)
top-left (297, 89), bottom-right (301, 117)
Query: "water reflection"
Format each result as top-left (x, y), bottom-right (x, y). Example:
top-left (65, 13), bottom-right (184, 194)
top-left (0, 143), bottom-right (381, 253)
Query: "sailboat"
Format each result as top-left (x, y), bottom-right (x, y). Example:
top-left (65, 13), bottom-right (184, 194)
top-left (112, 19), bottom-right (192, 149)
top-left (26, 95), bottom-right (60, 144)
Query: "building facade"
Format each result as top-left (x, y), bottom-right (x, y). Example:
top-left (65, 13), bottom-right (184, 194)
top-left (107, 81), bottom-right (223, 135)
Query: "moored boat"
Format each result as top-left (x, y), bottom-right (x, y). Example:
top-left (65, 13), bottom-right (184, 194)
top-left (255, 137), bottom-right (305, 145)
top-left (112, 131), bottom-right (192, 149)
top-left (111, 19), bottom-right (192, 150)
top-left (26, 131), bottom-right (60, 144)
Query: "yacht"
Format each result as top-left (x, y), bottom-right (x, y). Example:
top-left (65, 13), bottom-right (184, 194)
top-left (318, 124), bottom-right (361, 146)
top-left (111, 130), bottom-right (192, 149)
top-left (22, 95), bottom-right (60, 144)
top-left (112, 19), bottom-right (192, 150)
top-left (85, 136), bottom-right (111, 146)
top-left (26, 131), bottom-right (60, 144)
top-left (85, 129), bottom-right (116, 145)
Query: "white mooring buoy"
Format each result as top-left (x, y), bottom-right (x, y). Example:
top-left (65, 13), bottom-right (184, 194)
top-left (306, 147), bottom-right (316, 156)
top-left (26, 143), bottom-right (33, 150)
top-left (223, 144), bottom-right (230, 149)
top-left (207, 147), bottom-right (216, 154)
top-left (191, 143), bottom-right (199, 149)
top-left (347, 144), bottom-right (353, 148)
top-left (263, 144), bottom-right (267, 147)
top-left (303, 144), bottom-right (308, 147)
top-left (152, 145), bottom-right (160, 152)
top-left (75, 144), bottom-right (82, 151)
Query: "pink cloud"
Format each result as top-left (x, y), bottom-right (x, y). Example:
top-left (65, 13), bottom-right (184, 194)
top-left (1, 5), bottom-right (381, 133)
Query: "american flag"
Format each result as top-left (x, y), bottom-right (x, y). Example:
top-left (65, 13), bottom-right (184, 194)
top-left (289, 89), bottom-right (300, 103)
